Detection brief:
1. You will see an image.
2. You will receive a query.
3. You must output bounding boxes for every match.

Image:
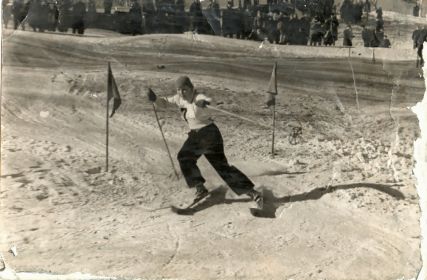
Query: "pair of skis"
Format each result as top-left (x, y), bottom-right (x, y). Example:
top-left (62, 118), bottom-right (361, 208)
top-left (171, 192), bottom-right (265, 217)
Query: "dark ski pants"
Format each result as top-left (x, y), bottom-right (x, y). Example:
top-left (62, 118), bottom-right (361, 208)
top-left (178, 123), bottom-right (254, 195)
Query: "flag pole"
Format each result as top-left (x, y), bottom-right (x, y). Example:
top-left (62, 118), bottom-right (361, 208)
top-left (372, 48), bottom-right (375, 63)
top-left (106, 63), bottom-right (110, 172)
top-left (271, 61), bottom-right (278, 158)
top-left (271, 104), bottom-right (276, 158)
top-left (264, 61), bottom-right (278, 157)
top-left (152, 103), bottom-right (179, 180)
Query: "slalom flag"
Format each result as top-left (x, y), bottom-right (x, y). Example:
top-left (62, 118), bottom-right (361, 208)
top-left (108, 63), bottom-right (122, 118)
top-left (266, 62), bottom-right (278, 107)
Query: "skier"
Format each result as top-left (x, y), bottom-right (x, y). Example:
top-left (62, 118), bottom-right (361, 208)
top-left (147, 76), bottom-right (263, 209)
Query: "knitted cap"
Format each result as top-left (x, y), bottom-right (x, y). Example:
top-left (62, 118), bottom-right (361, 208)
top-left (175, 76), bottom-right (193, 89)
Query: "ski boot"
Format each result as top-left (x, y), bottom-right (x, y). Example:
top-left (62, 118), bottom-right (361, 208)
top-left (248, 189), bottom-right (263, 209)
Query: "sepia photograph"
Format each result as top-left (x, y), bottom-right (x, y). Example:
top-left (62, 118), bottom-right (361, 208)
top-left (1, 0), bottom-right (426, 279)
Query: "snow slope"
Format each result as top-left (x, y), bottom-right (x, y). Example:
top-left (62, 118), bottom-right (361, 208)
top-left (0, 24), bottom-right (424, 279)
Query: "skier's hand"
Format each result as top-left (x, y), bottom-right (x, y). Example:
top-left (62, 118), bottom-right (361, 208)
top-left (195, 100), bottom-right (210, 108)
top-left (147, 88), bottom-right (156, 102)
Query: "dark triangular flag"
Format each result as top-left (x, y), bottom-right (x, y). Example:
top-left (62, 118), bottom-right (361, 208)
top-left (266, 62), bottom-right (277, 107)
top-left (108, 63), bottom-right (122, 118)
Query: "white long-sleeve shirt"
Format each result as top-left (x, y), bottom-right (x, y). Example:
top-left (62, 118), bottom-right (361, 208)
top-left (155, 92), bottom-right (214, 130)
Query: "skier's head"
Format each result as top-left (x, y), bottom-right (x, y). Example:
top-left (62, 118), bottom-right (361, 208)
top-left (176, 76), bottom-right (195, 102)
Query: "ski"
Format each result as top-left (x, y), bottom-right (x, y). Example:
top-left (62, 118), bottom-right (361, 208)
top-left (249, 207), bottom-right (265, 217)
top-left (171, 192), bottom-right (210, 215)
top-left (249, 194), bottom-right (273, 218)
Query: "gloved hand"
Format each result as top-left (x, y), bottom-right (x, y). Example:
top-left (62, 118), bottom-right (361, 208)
top-left (195, 100), bottom-right (210, 108)
top-left (147, 88), bottom-right (156, 102)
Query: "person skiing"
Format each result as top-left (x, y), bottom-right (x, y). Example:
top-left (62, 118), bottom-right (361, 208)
top-left (147, 76), bottom-right (263, 209)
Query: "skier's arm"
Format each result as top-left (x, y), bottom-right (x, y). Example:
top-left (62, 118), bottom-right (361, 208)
top-left (147, 88), bottom-right (178, 108)
top-left (155, 95), bottom-right (178, 108)
top-left (194, 93), bottom-right (213, 108)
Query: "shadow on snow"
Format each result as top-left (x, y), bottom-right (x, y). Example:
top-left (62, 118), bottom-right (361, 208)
top-left (191, 182), bottom-right (405, 218)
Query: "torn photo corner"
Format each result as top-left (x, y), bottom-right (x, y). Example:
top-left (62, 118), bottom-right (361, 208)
top-left (1, 0), bottom-right (426, 279)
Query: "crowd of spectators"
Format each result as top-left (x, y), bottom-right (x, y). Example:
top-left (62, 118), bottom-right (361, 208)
top-left (2, 0), bottom-right (395, 48)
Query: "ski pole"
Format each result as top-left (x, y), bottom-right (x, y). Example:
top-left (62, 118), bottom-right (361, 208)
top-left (206, 105), bottom-right (271, 129)
top-left (151, 103), bottom-right (179, 180)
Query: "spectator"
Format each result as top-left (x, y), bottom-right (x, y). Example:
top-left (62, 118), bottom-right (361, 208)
top-left (28, 0), bottom-right (45, 32)
top-left (352, 0), bottom-right (363, 23)
top-left (243, 0), bottom-right (251, 10)
top-left (324, 13), bottom-right (339, 45)
top-left (129, 0), bottom-right (142, 35)
top-left (361, 25), bottom-right (371, 47)
top-left (104, 0), bottom-right (112, 14)
top-left (287, 13), bottom-right (299, 44)
top-left (242, 6), bottom-right (253, 39)
top-left (143, 0), bottom-right (156, 33)
top-left (380, 35), bottom-right (391, 48)
top-left (376, 6), bottom-right (382, 19)
top-left (413, 26), bottom-right (422, 49)
top-left (2, 0), bottom-right (12, 28)
top-left (413, 3), bottom-right (420, 17)
top-left (222, 0), bottom-right (235, 38)
top-left (417, 26), bottom-right (427, 67)
top-left (298, 14), bottom-right (310, 45)
top-left (266, 11), bottom-right (279, 43)
top-left (222, 0), bottom-right (242, 38)
top-left (71, 0), bottom-right (86, 34)
top-left (340, 0), bottom-right (352, 24)
top-left (309, 17), bottom-right (323, 46)
top-left (47, 0), bottom-right (58, 31)
top-left (363, 28), bottom-right (380, 47)
top-left (277, 12), bottom-right (286, 44)
top-left (363, 0), bottom-right (371, 13)
top-left (206, 0), bottom-right (221, 35)
top-left (86, 0), bottom-right (97, 27)
top-left (189, 0), bottom-right (203, 33)
top-left (343, 24), bottom-right (354, 47)
top-left (209, 0), bottom-right (220, 19)
top-left (249, 10), bottom-right (266, 41)
top-left (375, 17), bottom-right (383, 32)
top-left (12, 0), bottom-right (26, 30)
top-left (375, 28), bottom-right (384, 42)
top-left (57, 0), bottom-right (72, 32)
